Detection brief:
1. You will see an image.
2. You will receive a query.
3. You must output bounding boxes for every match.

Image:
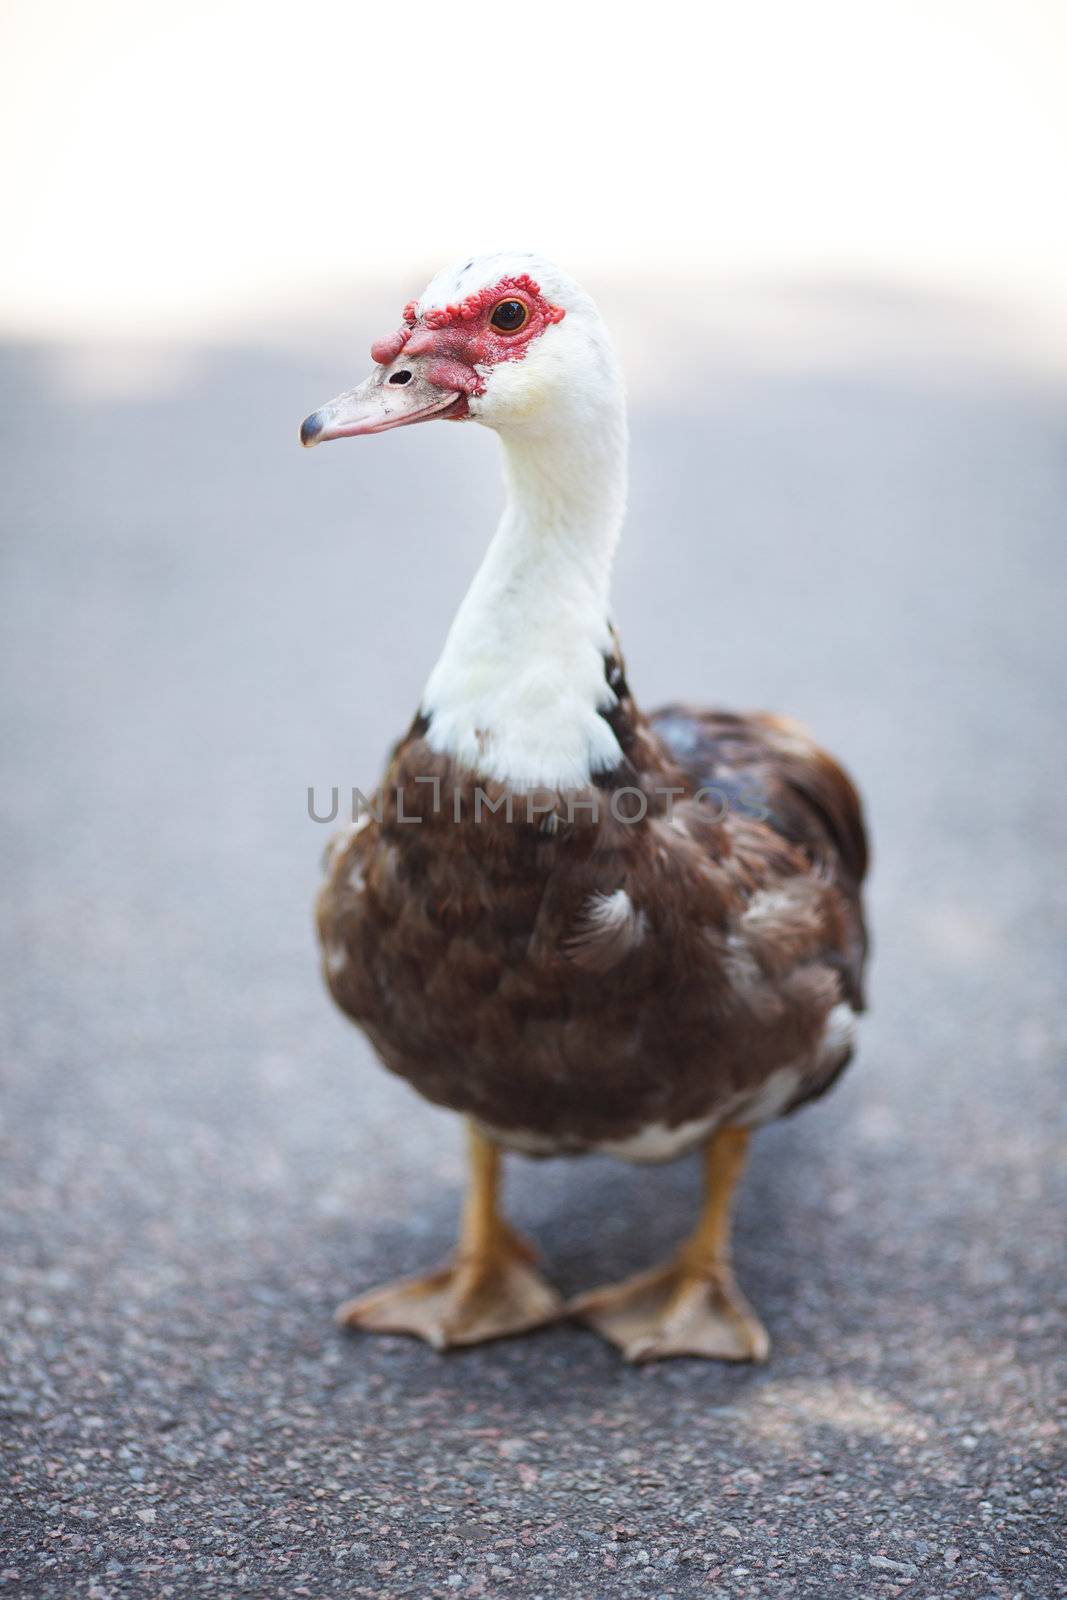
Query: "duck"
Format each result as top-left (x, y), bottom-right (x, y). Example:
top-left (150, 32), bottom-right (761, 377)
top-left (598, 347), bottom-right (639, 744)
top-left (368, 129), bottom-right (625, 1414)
top-left (301, 252), bottom-right (869, 1363)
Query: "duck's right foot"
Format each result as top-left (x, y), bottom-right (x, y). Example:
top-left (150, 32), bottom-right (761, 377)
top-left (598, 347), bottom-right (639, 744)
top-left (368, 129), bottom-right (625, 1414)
top-left (336, 1224), bottom-right (564, 1350)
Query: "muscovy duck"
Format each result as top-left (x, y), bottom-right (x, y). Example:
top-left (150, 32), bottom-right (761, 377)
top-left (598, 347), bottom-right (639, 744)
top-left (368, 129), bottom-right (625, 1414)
top-left (301, 252), bottom-right (869, 1362)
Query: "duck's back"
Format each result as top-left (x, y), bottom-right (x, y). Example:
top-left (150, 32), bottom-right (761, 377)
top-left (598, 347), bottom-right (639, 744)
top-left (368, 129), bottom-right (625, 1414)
top-left (650, 703), bottom-right (868, 1007)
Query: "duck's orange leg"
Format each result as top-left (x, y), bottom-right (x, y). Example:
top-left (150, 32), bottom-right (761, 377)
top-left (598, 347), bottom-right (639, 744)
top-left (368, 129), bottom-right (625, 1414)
top-left (571, 1125), bottom-right (769, 1363)
top-left (337, 1121), bottom-right (564, 1349)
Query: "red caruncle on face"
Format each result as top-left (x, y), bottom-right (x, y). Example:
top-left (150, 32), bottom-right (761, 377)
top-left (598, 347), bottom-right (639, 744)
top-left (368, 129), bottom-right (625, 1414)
top-left (369, 274), bottom-right (566, 402)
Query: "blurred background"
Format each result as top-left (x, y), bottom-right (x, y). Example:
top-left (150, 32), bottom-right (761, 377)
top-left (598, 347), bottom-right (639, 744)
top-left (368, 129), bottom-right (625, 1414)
top-left (2, 2), bottom-right (1065, 1594)
top-left (5, 0), bottom-right (1067, 344)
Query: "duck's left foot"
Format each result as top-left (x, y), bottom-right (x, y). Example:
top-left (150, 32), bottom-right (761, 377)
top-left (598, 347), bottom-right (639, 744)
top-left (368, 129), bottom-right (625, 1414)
top-left (570, 1260), bottom-right (769, 1364)
top-left (573, 1123), bottom-right (769, 1363)
top-left (336, 1224), bottom-right (564, 1350)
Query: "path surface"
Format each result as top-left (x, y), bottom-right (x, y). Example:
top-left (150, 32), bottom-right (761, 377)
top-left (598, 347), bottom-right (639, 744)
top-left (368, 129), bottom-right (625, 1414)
top-left (1, 292), bottom-right (1064, 1597)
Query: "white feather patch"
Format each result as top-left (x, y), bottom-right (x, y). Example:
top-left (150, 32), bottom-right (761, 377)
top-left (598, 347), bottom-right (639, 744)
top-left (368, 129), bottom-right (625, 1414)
top-left (734, 1064), bottom-right (804, 1127)
top-left (325, 941), bottom-right (348, 976)
top-left (819, 999), bottom-right (857, 1068)
top-left (566, 889), bottom-right (647, 972)
top-left (594, 1111), bottom-right (724, 1164)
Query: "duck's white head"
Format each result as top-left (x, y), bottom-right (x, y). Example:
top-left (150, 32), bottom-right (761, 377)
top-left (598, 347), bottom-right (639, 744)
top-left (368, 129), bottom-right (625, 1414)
top-left (301, 251), bottom-right (620, 445)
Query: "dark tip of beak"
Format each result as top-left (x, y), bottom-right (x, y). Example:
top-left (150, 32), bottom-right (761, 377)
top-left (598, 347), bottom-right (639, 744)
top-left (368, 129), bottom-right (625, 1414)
top-left (300, 410), bottom-right (325, 448)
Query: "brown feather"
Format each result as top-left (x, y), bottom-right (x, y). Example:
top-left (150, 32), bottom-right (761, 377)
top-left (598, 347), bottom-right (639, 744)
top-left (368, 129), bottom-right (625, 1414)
top-left (316, 659), bottom-right (870, 1156)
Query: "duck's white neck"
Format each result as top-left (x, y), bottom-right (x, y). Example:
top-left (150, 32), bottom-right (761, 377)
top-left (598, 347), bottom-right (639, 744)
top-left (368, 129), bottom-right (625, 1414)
top-left (421, 397), bottom-right (629, 790)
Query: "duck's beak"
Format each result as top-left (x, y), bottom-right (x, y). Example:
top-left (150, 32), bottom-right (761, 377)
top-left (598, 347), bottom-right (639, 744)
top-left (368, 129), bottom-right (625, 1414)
top-left (300, 362), bottom-right (466, 447)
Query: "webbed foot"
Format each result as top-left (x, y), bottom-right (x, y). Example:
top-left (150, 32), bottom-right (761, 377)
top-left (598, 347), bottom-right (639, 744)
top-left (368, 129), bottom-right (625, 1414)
top-left (337, 1224), bottom-right (564, 1350)
top-left (570, 1259), bottom-right (769, 1363)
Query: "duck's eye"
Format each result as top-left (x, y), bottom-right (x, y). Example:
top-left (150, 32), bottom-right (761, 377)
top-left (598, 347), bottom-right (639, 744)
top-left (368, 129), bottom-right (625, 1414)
top-left (490, 299), bottom-right (529, 333)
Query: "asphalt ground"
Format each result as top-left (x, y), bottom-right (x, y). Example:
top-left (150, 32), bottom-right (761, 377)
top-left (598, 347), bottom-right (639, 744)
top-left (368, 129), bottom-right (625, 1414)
top-left (1, 288), bottom-right (1064, 1597)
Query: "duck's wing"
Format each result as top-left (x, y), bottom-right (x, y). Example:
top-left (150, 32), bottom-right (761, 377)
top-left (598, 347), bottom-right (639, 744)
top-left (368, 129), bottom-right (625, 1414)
top-left (650, 704), bottom-right (870, 1008)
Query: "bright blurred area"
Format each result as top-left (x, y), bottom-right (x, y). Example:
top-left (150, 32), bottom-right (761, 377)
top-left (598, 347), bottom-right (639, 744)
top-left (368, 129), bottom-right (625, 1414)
top-left (4, 0), bottom-right (1067, 379)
